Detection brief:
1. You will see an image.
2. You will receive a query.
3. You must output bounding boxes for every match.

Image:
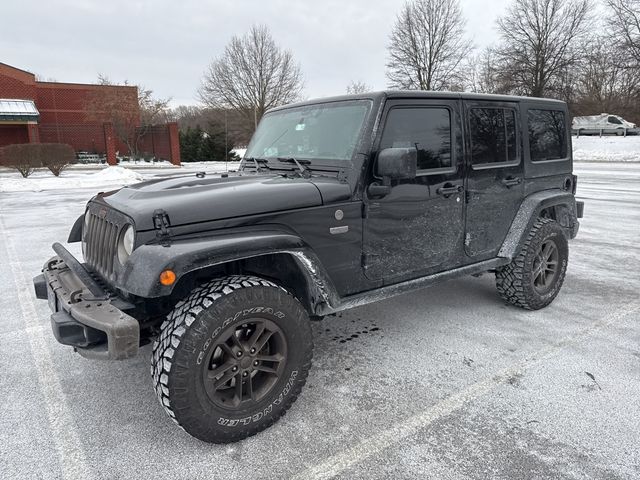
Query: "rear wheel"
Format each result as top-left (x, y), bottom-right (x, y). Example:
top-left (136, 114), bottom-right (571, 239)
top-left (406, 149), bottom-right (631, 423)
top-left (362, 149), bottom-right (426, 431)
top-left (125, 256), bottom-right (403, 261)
top-left (495, 218), bottom-right (568, 310)
top-left (151, 275), bottom-right (313, 443)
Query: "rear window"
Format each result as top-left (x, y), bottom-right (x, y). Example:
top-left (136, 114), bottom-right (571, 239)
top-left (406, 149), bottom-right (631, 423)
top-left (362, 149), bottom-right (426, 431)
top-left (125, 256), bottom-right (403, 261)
top-left (469, 108), bottom-right (518, 165)
top-left (528, 109), bottom-right (567, 162)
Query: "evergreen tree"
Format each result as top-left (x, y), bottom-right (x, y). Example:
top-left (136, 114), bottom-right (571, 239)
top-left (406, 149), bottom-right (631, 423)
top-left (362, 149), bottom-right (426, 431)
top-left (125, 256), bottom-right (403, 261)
top-left (179, 126), bottom-right (203, 162)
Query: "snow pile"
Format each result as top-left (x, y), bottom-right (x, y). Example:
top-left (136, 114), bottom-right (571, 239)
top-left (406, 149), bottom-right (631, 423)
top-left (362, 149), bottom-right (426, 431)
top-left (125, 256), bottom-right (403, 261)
top-left (232, 148), bottom-right (247, 158)
top-left (0, 166), bottom-right (145, 193)
top-left (573, 135), bottom-right (640, 162)
top-left (90, 166), bottom-right (145, 183)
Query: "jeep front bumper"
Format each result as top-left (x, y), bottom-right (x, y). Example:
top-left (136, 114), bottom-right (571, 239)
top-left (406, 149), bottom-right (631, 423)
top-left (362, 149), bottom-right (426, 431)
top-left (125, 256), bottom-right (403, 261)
top-left (33, 243), bottom-right (139, 360)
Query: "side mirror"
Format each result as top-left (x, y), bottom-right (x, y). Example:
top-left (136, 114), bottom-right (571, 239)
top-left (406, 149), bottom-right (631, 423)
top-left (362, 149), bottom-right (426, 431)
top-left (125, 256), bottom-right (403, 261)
top-left (368, 148), bottom-right (418, 197)
top-left (376, 148), bottom-right (417, 179)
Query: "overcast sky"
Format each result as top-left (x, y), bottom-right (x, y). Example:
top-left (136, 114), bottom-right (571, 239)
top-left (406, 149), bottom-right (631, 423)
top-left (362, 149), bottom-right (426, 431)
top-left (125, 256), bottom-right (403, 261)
top-left (1, 0), bottom-right (512, 107)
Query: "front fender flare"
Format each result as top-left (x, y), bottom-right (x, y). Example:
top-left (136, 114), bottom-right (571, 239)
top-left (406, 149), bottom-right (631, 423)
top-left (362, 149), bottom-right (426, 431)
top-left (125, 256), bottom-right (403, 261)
top-left (118, 229), bottom-right (338, 304)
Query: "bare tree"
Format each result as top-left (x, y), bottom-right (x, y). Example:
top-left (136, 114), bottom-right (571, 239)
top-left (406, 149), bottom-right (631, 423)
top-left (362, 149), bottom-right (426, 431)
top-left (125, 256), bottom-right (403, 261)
top-left (87, 76), bottom-right (170, 158)
top-left (462, 48), bottom-right (503, 94)
top-left (386, 0), bottom-right (473, 91)
top-left (493, 0), bottom-right (592, 98)
top-left (199, 25), bottom-right (304, 130)
top-left (346, 80), bottom-right (372, 94)
top-left (606, 0), bottom-right (640, 65)
top-left (574, 35), bottom-right (640, 122)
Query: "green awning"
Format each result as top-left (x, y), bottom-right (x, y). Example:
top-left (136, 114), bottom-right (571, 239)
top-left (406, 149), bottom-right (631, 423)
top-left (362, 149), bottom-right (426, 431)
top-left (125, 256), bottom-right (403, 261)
top-left (0, 99), bottom-right (39, 122)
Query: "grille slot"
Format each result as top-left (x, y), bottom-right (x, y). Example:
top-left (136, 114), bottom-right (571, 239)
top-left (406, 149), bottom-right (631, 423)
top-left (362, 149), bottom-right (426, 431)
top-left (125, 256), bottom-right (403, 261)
top-left (84, 212), bottom-right (120, 280)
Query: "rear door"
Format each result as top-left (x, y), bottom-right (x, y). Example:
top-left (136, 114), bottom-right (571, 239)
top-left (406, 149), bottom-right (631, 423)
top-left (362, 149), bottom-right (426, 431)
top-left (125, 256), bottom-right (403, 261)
top-left (463, 100), bottom-right (524, 258)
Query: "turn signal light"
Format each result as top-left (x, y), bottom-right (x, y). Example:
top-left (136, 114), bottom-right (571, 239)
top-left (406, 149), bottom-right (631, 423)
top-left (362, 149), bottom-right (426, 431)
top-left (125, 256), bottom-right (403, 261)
top-left (160, 270), bottom-right (176, 286)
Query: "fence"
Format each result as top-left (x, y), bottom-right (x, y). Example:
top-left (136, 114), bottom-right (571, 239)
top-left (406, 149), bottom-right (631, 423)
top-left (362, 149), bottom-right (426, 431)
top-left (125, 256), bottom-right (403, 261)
top-left (35, 122), bottom-right (181, 165)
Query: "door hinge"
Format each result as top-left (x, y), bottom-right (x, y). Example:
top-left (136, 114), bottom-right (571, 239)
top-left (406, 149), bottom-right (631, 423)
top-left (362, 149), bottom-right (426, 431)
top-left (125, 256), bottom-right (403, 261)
top-left (153, 209), bottom-right (172, 246)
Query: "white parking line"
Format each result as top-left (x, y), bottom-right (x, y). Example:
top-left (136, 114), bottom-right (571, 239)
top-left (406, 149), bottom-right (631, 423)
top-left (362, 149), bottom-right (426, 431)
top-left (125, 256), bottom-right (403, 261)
top-left (0, 213), bottom-right (91, 479)
top-left (294, 302), bottom-right (640, 480)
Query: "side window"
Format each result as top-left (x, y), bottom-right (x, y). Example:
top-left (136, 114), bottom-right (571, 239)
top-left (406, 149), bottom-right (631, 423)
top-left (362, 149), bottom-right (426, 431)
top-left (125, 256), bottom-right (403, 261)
top-left (608, 116), bottom-right (622, 125)
top-left (469, 108), bottom-right (518, 165)
top-left (379, 107), bottom-right (452, 171)
top-left (528, 109), bottom-right (568, 162)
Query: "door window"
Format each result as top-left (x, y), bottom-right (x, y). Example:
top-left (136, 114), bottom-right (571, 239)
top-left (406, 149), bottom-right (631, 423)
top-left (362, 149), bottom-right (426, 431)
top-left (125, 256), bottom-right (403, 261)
top-left (379, 107), bottom-right (452, 172)
top-left (528, 109), bottom-right (567, 161)
top-left (469, 108), bottom-right (518, 166)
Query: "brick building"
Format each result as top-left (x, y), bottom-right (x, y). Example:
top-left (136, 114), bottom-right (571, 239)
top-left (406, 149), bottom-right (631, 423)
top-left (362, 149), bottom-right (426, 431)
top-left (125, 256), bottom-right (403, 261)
top-left (0, 62), bottom-right (180, 165)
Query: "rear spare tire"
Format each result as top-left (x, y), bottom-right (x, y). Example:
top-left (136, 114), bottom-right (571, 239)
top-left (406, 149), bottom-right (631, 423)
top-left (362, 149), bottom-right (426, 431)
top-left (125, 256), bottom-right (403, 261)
top-left (151, 275), bottom-right (313, 443)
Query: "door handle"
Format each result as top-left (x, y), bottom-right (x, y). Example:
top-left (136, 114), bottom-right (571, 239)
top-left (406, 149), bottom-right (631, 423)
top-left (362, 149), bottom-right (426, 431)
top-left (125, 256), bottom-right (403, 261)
top-left (436, 183), bottom-right (463, 198)
top-left (501, 177), bottom-right (522, 188)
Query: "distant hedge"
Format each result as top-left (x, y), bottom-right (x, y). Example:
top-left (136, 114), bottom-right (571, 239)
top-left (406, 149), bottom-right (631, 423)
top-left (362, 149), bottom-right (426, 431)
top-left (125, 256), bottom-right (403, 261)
top-left (0, 143), bottom-right (76, 177)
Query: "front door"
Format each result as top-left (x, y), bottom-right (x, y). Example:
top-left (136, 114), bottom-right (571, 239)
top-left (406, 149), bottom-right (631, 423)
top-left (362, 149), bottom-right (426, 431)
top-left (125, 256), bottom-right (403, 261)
top-left (363, 100), bottom-right (465, 282)
top-left (463, 101), bottom-right (524, 258)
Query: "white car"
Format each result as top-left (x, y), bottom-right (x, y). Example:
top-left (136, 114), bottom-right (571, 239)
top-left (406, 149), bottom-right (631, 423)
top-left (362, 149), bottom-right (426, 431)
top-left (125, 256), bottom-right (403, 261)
top-left (572, 114), bottom-right (637, 136)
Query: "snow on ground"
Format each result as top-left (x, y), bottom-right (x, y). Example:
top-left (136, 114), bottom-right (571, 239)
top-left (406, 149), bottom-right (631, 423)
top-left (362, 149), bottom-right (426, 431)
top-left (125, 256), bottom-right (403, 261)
top-left (0, 167), bottom-right (145, 193)
top-left (0, 162), bottom-right (242, 193)
top-left (0, 164), bottom-right (639, 479)
top-left (572, 135), bottom-right (640, 162)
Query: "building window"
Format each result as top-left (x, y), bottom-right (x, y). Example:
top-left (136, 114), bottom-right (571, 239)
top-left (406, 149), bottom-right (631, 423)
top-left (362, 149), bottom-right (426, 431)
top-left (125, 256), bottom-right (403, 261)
top-left (528, 109), bottom-right (567, 162)
top-left (380, 107), bottom-right (452, 171)
top-left (469, 108), bottom-right (518, 165)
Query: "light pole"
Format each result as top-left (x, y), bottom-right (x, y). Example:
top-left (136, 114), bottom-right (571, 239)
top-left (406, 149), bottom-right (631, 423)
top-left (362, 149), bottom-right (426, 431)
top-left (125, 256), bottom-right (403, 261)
top-left (225, 109), bottom-right (228, 171)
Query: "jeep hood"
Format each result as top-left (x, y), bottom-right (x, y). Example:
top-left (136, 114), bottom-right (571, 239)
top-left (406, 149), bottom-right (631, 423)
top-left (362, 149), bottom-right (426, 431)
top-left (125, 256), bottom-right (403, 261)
top-left (95, 173), bottom-right (350, 231)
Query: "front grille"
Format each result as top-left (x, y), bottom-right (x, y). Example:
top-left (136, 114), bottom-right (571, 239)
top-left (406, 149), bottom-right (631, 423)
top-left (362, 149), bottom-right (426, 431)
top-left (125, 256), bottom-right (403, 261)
top-left (84, 209), bottom-right (122, 280)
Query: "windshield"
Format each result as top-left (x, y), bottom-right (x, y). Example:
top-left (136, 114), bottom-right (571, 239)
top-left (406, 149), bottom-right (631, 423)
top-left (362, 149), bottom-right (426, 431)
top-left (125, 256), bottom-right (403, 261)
top-left (244, 100), bottom-right (371, 164)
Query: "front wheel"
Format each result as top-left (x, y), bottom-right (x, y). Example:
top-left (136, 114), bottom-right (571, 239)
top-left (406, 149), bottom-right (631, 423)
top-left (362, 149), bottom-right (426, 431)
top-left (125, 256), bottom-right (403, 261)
top-left (151, 275), bottom-right (313, 443)
top-left (495, 218), bottom-right (568, 310)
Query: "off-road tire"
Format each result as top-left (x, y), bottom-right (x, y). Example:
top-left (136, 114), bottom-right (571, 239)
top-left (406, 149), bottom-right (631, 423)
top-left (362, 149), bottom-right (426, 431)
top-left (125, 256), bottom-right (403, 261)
top-left (151, 275), bottom-right (313, 443)
top-left (495, 218), bottom-right (568, 310)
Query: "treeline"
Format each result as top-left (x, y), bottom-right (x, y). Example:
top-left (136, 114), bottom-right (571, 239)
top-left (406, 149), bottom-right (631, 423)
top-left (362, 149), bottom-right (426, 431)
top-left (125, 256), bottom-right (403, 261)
top-left (170, 0), bottom-right (640, 160)
top-left (460, 0), bottom-right (640, 123)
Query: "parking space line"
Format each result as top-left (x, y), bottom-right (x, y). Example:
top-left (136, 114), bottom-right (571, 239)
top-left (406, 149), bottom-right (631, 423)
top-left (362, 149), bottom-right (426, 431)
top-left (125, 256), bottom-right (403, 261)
top-left (0, 213), bottom-right (91, 479)
top-left (294, 302), bottom-right (640, 480)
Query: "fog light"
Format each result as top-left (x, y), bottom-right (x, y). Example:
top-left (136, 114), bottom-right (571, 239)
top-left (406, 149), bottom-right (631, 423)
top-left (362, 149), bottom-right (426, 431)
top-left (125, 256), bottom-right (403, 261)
top-left (160, 270), bottom-right (176, 286)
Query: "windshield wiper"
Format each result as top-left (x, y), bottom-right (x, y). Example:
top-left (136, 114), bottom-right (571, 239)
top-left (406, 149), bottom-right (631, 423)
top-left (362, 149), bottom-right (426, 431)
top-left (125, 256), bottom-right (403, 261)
top-left (243, 157), bottom-right (270, 172)
top-left (277, 157), bottom-right (311, 177)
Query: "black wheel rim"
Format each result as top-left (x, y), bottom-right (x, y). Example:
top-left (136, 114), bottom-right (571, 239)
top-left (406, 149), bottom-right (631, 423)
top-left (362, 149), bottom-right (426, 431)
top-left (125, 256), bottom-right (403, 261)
top-left (202, 318), bottom-right (287, 409)
top-left (532, 239), bottom-right (559, 293)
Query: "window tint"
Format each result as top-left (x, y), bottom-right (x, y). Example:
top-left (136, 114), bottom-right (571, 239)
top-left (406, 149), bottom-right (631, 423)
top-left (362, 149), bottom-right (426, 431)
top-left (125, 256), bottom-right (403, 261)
top-left (608, 116), bottom-right (622, 124)
top-left (469, 108), bottom-right (517, 165)
top-left (380, 107), bottom-right (452, 170)
top-left (528, 109), bottom-right (567, 162)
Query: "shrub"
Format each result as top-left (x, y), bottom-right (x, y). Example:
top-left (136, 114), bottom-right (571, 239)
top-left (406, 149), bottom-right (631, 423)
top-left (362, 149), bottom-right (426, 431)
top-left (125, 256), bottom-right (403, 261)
top-left (0, 144), bottom-right (41, 178)
top-left (40, 144), bottom-right (76, 176)
top-left (0, 143), bottom-right (76, 177)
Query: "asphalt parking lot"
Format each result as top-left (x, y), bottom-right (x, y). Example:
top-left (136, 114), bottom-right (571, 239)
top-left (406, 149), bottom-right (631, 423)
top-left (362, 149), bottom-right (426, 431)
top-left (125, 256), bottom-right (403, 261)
top-left (1, 162), bottom-right (639, 480)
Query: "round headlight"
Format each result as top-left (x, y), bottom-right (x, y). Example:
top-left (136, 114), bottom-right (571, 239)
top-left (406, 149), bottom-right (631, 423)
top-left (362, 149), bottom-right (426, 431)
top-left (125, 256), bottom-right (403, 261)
top-left (117, 225), bottom-right (135, 264)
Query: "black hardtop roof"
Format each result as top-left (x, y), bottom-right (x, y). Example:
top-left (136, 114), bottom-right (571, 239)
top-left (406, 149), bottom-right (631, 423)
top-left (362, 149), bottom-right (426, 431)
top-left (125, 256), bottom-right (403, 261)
top-left (269, 90), bottom-right (566, 113)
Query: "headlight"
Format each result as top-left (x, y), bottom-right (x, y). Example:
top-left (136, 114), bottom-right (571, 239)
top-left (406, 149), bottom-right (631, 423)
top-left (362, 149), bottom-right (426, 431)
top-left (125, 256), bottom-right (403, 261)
top-left (117, 225), bottom-right (135, 264)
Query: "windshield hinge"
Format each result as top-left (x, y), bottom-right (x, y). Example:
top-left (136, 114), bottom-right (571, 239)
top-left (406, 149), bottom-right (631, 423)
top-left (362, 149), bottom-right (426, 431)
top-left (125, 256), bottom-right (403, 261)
top-left (153, 209), bottom-right (172, 247)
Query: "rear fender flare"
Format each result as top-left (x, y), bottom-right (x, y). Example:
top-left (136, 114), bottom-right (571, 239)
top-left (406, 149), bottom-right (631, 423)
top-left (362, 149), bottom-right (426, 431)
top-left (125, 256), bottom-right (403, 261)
top-left (499, 190), bottom-right (577, 260)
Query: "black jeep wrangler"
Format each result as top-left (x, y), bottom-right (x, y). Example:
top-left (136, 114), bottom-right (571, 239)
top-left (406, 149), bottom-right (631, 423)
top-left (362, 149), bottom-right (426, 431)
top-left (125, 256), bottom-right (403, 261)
top-left (34, 91), bottom-right (584, 443)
